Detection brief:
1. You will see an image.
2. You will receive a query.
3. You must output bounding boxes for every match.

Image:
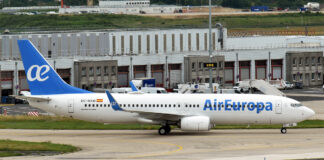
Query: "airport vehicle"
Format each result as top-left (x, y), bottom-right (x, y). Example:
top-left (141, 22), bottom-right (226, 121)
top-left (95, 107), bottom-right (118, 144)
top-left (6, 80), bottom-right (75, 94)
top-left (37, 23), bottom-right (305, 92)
top-left (16, 40), bottom-right (315, 135)
top-left (284, 81), bottom-right (294, 89)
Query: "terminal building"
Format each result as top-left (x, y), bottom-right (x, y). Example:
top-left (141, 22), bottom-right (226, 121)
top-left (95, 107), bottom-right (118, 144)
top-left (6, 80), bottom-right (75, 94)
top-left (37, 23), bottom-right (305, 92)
top-left (0, 28), bottom-right (324, 100)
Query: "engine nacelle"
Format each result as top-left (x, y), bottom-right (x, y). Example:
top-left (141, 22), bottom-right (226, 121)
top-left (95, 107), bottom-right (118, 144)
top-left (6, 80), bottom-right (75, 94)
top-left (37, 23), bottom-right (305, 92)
top-left (180, 116), bottom-right (211, 131)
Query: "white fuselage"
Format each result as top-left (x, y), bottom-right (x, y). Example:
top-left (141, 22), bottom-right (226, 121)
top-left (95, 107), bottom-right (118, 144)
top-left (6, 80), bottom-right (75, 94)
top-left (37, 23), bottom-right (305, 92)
top-left (29, 93), bottom-right (312, 125)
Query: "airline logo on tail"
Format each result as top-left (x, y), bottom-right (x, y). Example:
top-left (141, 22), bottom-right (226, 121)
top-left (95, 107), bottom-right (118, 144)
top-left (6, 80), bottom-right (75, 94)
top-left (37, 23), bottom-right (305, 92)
top-left (27, 65), bottom-right (50, 82)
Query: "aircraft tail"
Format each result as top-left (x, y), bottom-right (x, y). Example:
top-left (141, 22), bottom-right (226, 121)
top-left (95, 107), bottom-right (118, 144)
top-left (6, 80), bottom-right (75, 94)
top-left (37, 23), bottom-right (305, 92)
top-left (17, 40), bottom-right (92, 95)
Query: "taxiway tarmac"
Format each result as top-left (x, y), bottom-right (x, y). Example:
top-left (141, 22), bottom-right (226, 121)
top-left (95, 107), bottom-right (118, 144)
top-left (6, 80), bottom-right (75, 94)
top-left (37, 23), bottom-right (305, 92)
top-left (0, 129), bottom-right (324, 160)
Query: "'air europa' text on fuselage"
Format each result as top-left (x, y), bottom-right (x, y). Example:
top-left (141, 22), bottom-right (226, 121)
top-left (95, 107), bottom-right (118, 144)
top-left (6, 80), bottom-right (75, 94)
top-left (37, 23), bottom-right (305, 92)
top-left (203, 99), bottom-right (273, 114)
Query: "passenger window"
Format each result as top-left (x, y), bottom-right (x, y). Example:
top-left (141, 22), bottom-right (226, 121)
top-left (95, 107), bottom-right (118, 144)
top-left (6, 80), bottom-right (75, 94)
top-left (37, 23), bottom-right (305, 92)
top-left (104, 104), bottom-right (106, 107)
top-left (149, 104), bottom-right (151, 107)
top-left (178, 104), bottom-right (180, 108)
top-left (193, 104), bottom-right (195, 108)
top-left (100, 104), bottom-right (102, 107)
top-left (153, 104), bottom-right (155, 107)
top-left (92, 104), bottom-right (95, 107)
top-left (85, 104), bottom-right (87, 107)
top-left (108, 104), bottom-right (110, 107)
top-left (197, 104), bottom-right (199, 108)
top-left (128, 104), bottom-right (130, 107)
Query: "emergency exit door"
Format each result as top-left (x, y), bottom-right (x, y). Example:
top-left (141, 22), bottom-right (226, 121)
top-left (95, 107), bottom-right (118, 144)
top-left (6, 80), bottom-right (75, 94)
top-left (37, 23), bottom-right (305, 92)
top-left (275, 100), bottom-right (282, 114)
top-left (68, 99), bottom-right (74, 113)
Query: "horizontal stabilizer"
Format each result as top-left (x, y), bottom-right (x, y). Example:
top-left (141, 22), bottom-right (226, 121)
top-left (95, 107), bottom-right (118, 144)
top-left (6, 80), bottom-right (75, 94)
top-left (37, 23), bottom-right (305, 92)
top-left (11, 95), bottom-right (51, 102)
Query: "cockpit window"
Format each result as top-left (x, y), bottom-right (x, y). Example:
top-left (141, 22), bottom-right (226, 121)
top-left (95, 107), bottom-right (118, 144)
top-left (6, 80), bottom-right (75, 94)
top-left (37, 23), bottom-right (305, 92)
top-left (291, 103), bottom-right (302, 107)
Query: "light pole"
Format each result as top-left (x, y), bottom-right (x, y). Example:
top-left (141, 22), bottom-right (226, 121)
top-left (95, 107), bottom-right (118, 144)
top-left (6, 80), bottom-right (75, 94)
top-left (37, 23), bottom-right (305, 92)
top-left (208, 0), bottom-right (213, 93)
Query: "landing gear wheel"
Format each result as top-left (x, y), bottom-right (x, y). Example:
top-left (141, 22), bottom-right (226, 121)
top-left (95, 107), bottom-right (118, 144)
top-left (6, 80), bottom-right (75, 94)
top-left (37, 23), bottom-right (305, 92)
top-left (158, 125), bottom-right (171, 135)
top-left (281, 127), bottom-right (287, 134)
top-left (158, 127), bottom-right (167, 135)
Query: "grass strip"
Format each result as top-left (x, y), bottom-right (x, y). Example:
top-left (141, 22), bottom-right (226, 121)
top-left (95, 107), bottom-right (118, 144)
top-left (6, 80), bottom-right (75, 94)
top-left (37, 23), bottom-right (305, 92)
top-left (0, 115), bottom-right (323, 130)
top-left (0, 139), bottom-right (79, 157)
top-left (1, 13), bottom-right (324, 32)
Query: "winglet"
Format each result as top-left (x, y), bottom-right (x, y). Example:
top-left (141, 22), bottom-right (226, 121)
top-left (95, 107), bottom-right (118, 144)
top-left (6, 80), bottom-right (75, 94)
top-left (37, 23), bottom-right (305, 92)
top-left (105, 90), bottom-right (123, 111)
top-left (130, 81), bottom-right (139, 92)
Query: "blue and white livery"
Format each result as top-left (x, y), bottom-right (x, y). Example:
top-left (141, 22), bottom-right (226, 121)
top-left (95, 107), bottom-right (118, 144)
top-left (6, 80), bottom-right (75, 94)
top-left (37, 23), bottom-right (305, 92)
top-left (16, 40), bottom-right (315, 135)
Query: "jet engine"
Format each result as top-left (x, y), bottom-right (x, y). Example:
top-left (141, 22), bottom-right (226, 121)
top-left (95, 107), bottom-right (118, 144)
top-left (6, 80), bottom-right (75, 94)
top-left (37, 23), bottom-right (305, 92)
top-left (180, 116), bottom-right (211, 131)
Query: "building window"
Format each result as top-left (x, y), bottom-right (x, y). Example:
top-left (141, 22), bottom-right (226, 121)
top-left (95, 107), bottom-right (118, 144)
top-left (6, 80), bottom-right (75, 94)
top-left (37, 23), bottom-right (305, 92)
top-left (318, 72), bottom-right (321, 80)
top-left (104, 66), bottom-right (108, 76)
top-left (299, 74), bottom-right (303, 81)
top-left (111, 66), bottom-right (116, 76)
top-left (146, 35), bottom-right (150, 54)
top-left (292, 58), bottom-right (296, 65)
top-left (155, 34), bottom-right (158, 54)
top-left (318, 57), bottom-right (321, 64)
top-left (138, 35), bottom-right (142, 54)
top-left (212, 32), bottom-right (216, 50)
top-left (130, 35), bottom-right (133, 54)
top-left (121, 36), bottom-right (125, 54)
top-left (204, 33), bottom-right (208, 51)
top-left (293, 74), bottom-right (296, 81)
top-left (219, 61), bottom-right (223, 68)
top-left (163, 34), bottom-right (167, 53)
top-left (112, 36), bottom-right (116, 55)
top-left (188, 33), bottom-right (191, 51)
top-left (312, 73), bottom-right (315, 80)
top-left (96, 66), bottom-right (101, 76)
top-left (299, 57), bottom-right (303, 65)
top-left (48, 51), bottom-right (52, 58)
top-left (81, 67), bottom-right (86, 77)
top-left (196, 33), bottom-right (200, 51)
top-left (305, 57), bottom-right (309, 65)
top-left (172, 34), bottom-right (175, 51)
top-left (192, 62), bottom-right (196, 71)
top-left (199, 62), bottom-right (203, 70)
top-left (89, 67), bottom-right (94, 76)
top-left (312, 57), bottom-right (315, 65)
top-left (180, 34), bottom-right (183, 52)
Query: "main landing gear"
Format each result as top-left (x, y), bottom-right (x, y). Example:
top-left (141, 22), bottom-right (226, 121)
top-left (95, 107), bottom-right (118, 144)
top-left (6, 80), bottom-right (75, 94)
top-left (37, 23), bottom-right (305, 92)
top-left (281, 127), bottom-right (287, 134)
top-left (158, 125), bottom-right (171, 135)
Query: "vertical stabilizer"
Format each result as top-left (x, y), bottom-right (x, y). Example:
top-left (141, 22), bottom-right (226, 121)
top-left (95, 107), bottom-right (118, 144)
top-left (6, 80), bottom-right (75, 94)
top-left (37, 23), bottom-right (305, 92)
top-left (17, 40), bottom-right (92, 95)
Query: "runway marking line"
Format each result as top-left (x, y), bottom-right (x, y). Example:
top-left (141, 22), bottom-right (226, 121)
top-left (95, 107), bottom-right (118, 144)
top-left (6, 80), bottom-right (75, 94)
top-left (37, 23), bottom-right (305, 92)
top-left (125, 140), bottom-right (183, 159)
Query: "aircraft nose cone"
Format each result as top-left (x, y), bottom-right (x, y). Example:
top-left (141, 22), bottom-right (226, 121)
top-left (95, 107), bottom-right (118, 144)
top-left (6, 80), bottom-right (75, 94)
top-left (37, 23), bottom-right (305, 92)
top-left (303, 107), bottom-right (315, 119)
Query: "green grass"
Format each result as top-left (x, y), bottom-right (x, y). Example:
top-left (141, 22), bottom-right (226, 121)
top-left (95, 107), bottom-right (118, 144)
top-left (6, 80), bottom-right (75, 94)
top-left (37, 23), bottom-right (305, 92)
top-left (0, 115), bottom-right (324, 130)
top-left (1, 13), bottom-right (324, 33)
top-left (0, 139), bottom-right (79, 157)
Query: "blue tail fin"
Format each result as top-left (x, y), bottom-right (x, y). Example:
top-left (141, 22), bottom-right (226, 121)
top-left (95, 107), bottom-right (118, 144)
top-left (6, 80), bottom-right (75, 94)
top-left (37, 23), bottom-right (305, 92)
top-left (17, 40), bottom-right (92, 95)
top-left (129, 81), bottom-right (139, 92)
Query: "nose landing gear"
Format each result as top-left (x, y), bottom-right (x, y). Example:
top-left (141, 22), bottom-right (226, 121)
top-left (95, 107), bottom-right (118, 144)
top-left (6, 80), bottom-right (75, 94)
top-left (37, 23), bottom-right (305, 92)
top-left (158, 125), bottom-right (171, 135)
top-left (280, 127), bottom-right (287, 134)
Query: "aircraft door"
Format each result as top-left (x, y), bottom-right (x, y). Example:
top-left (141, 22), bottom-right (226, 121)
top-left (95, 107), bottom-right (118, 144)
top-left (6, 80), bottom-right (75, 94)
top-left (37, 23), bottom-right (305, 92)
top-left (68, 99), bottom-right (74, 113)
top-left (275, 100), bottom-right (282, 114)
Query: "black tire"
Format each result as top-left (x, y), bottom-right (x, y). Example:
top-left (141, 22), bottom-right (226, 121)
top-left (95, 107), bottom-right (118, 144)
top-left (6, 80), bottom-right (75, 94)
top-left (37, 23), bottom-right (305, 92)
top-left (158, 127), bottom-right (167, 135)
top-left (281, 128), bottom-right (287, 134)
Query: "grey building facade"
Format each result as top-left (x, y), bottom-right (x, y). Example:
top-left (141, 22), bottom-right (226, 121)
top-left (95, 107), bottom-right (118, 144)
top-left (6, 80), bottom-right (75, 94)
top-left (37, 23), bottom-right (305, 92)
top-left (184, 55), bottom-right (225, 86)
top-left (74, 60), bottom-right (118, 91)
top-left (286, 51), bottom-right (323, 86)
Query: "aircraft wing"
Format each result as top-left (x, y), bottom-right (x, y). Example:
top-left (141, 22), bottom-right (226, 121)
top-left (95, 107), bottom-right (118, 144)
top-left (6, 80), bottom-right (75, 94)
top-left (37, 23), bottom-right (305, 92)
top-left (105, 91), bottom-right (187, 121)
top-left (11, 95), bottom-right (51, 102)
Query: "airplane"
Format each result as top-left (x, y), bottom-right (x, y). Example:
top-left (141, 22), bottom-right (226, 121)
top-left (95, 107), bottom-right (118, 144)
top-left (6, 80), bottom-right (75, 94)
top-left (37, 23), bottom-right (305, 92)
top-left (16, 40), bottom-right (315, 135)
